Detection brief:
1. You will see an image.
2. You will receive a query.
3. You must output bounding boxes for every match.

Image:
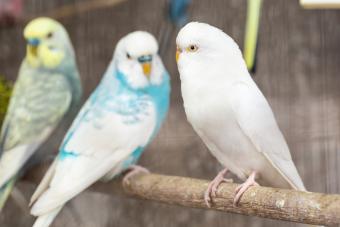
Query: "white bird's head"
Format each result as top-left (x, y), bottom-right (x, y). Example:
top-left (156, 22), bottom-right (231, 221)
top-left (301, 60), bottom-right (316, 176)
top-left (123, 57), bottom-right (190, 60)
top-left (113, 31), bottom-right (164, 88)
top-left (176, 22), bottom-right (248, 82)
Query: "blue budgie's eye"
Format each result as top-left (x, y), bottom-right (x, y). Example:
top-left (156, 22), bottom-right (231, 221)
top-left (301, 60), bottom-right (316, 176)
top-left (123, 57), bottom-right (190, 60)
top-left (47, 32), bottom-right (53, 39)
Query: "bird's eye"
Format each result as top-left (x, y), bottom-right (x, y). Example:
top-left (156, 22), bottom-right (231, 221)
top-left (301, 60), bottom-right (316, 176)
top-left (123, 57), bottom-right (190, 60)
top-left (126, 53), bottom-right (131, 59)
top-left (47, 32), bottom-right (53, 39)
top-left (186, 45), bottom-right (198, 52)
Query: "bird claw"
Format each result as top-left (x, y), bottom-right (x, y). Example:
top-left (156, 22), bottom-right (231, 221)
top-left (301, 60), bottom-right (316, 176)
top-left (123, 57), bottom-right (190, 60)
top-left (204, 168), bottom-right (232, 207)
top-left (204, 189), bottom-right (212, 207)
top-left (123, 165), bottom-right (150, 184)
top-left (233, 171), bottom-right (259, 206)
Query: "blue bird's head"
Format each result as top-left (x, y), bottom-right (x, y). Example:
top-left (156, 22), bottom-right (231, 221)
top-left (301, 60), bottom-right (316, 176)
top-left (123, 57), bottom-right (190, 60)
top-left (113, 31), bottom-right (167, 89)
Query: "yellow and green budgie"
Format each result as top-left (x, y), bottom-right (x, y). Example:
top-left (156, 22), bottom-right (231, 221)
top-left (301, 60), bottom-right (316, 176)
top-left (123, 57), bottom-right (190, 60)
top-left (0, 17), bottom-right (82, 211)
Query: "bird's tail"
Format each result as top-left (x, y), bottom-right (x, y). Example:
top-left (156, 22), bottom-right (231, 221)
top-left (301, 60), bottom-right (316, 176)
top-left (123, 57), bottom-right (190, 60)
top-left (0, 176), bottom-right (16, 211)
top-left (32, 206), bottom-right (63, 227)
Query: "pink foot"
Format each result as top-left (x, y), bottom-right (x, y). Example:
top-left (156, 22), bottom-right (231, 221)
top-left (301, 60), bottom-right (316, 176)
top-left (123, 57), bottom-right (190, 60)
top-left (123, 165), bottom-right (150, 184)
top-left (204, 168), bottom-right (233, 207)
top-left (234, 171), bottom-right (259, 206)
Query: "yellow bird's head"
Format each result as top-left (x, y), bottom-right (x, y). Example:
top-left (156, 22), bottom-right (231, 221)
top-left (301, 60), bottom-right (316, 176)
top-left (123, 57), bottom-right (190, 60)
top-left (23, 17), bottom-right (73, 68)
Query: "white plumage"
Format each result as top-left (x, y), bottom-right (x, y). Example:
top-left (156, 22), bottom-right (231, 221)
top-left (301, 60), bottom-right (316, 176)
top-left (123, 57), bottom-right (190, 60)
top-left (176, 22), bottom-right (305, 203)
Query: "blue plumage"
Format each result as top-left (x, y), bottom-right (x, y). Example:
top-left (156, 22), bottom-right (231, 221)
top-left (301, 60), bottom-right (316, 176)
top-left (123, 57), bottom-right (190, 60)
top-left (31, 31), bottom-right (170, 227)
top-left (59, 64), bottom-right (170, 171)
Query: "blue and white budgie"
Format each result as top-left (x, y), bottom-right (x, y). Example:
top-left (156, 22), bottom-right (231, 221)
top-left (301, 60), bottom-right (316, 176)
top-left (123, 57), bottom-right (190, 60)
top-left (0, 17), bottom-right (82, 210)
top-left (176, 22), bottom-right (305, 206)
top-left (30, 31), bottom-right (170, 227)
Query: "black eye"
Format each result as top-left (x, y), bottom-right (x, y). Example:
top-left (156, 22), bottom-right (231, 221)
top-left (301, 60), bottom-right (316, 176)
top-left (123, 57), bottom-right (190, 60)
top-left (126, 53), bottom-right (131, 59)
top-left (47, 32), bottom-right (53, 39)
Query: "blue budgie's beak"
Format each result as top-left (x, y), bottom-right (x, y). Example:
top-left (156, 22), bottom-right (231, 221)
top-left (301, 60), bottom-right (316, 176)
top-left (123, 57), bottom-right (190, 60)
top-left (27, 38), bottom-right (40, 47)
top-left (138, 55), bottom-right (153, 77)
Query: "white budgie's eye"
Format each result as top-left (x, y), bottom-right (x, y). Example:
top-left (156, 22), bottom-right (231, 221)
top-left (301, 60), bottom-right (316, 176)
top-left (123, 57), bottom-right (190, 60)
top-left (126, 53), bottom-right (131, 59)
top-left (186, 45), bottom-right (198, 52)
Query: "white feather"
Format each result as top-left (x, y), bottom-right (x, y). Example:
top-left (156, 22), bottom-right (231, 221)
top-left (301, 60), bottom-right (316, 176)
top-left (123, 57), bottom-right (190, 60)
top-left (31, 101), bottom-right (156, 215)
top-left (0, 127), bottom-right (53, 188)
top-left (32, 206), bottom-right (62, 227)
top-left (177, 22), bottom-right (305, 190)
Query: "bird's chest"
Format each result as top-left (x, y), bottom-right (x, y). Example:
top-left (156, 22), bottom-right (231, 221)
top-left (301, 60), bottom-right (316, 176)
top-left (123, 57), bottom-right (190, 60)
top-left (182, 85), bottom-right (234, 130)
top-left (182, 84), bottom-right (260, 178)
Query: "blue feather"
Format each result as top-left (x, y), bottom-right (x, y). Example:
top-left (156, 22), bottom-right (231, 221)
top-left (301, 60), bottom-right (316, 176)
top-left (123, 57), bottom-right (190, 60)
top-left (58, 67), bottom-right (170, 166)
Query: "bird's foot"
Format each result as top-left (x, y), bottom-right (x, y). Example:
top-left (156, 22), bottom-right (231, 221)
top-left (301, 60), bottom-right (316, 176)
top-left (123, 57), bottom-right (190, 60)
top-left (123, 165), bottom-right (150, 184)
top-left (204, 168), bottom-right (233, 207)
top-left (234, 171), bottom-right (259, 206)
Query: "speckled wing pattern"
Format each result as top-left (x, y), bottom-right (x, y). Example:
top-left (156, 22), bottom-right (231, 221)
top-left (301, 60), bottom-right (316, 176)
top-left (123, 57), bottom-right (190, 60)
top-left (0, 63), bottom-right (72, 187)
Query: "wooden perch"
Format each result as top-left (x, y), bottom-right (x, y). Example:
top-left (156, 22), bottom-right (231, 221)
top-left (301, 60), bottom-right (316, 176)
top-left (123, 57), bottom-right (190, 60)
top-left (23, 164), bottom-right (340, 226)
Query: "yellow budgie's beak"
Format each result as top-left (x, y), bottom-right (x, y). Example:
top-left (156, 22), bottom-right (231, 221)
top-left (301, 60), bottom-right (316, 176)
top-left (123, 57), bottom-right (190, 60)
top-left (26, 38), bottom-right (40, 57)
top-left (138, 55), bottom-right (153, 77)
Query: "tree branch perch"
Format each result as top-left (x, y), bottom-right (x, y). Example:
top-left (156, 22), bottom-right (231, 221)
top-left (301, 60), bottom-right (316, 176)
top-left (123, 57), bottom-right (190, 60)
top-left (23, 164), bottom-right (340, 226)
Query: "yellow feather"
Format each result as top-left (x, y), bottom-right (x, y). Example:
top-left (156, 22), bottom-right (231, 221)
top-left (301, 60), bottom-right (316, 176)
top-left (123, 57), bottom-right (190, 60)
top-left (40, 45), bottom-right (65, 68)
top-left (24, 17), bottom-right (59, 39)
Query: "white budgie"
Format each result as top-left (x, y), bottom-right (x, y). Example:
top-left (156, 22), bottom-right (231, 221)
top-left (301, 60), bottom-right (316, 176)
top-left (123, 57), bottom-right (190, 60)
top-left (176, 22), bottom-right (305, 206)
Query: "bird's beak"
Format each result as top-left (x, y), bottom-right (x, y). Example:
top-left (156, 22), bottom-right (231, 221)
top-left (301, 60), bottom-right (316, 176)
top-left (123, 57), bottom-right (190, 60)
top-left (142, 62), bottom-right (152, 77)
top-left (176, 48), bottom-right (181, 62)
top-left (138, 55), bottom-right (153, 77)
top-left (26, 38), bottom-right (40, 57)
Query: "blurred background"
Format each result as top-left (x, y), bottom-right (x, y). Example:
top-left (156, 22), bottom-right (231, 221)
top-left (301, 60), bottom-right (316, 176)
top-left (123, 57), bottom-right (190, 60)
top-left (1, 0), bottom-right (340, 226)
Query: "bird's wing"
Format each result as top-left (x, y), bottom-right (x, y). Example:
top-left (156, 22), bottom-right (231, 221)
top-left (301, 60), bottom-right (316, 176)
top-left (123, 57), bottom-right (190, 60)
top-left (0, 72), bottom-right (72, 187)
top-left (230, 81), bottom-right (305, 190)
top-left (31, 84), bottom-right (156, 215)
